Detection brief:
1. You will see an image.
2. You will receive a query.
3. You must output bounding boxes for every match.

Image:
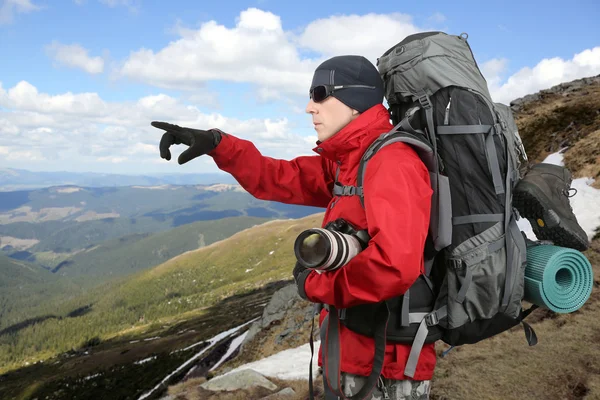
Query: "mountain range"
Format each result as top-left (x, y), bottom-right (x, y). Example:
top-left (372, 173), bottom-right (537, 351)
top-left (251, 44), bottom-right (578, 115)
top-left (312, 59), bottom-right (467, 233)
top-left (0, 168), bottom-right (238, 192)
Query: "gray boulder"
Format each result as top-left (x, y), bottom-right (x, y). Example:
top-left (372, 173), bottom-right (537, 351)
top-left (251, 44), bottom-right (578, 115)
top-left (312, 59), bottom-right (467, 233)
top-left (200, 369), bottom-right (278, 392)
top-left (242, 284), bottom-right (305, 348)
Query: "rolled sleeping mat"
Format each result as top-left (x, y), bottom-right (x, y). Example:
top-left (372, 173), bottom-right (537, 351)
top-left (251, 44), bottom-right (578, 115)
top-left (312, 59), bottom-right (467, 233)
top-left (524, 244), bottom-right (594, 314)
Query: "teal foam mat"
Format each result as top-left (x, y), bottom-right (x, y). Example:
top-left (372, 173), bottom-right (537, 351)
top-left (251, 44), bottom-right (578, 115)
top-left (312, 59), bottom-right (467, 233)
top-left (524, 244), bottom-right (593, 313)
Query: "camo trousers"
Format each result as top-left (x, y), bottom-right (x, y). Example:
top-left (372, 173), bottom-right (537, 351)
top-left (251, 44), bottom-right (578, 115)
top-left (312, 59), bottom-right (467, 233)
top-left (322, 372), bottom-right (431, 400)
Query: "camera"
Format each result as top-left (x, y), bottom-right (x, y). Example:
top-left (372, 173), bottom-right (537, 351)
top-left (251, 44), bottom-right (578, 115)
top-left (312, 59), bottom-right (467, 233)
top-left (293, 218), bottom-right (370, 273)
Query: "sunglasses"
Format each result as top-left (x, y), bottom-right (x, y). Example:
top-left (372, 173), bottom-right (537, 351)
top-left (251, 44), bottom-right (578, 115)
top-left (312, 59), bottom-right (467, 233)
top-left (309, 84), bottom-right (376, 102)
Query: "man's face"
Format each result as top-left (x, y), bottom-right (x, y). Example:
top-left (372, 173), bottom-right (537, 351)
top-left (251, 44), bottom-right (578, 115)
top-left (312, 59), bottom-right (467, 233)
top-left (305, 95), bottom-right (359, 142)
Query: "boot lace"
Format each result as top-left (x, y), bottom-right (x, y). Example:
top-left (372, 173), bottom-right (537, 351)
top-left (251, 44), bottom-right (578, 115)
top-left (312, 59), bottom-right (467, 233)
top-left (562, 187), bottom-right (577, 213)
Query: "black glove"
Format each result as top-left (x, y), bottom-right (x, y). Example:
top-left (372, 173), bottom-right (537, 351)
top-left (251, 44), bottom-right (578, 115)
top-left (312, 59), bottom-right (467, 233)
top-left (293, 262), bottom-right (311, 301)
top-left (151, 121), bottom-right (224, 165)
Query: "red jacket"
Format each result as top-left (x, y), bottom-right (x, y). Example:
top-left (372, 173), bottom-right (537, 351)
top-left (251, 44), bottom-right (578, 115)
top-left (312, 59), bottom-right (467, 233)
top-left (208, 104), bottom-right (436, 381)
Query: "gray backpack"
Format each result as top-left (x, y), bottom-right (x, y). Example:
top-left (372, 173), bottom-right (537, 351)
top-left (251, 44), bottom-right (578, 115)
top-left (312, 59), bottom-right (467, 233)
top-left (315, 31), bottom-right (538, 400)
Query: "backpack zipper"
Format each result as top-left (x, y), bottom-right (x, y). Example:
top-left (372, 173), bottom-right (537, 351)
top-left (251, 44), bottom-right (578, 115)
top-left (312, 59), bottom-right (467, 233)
top-left (444, 96), bottom-right (452, 125)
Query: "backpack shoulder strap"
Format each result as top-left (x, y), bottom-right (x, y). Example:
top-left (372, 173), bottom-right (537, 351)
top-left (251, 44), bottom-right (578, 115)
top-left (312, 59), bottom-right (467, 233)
top-left (356, 125), bottom-right (452, 254)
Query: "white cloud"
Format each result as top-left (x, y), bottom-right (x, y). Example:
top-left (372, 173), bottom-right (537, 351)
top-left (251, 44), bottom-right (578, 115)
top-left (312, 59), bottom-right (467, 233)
top-left (0, 0), bottom-right (41, 24)
top-left (117, 8), bottom-right (318, 96)
top-left (486, 47), bottom-right (600, 104)
top-left (297, 12), bottom-right (421, 63)
top-left (0, 118), bottom-right (19, 135)
top-left (1, 81), bottom-right (108, 116)
top-left (481, 58), bottom-right (508, 81)
top-left (115, 7), bottom-right (600, 109)
top-left (0, 80), bottom-right (316, 173)
top-left (116, 9), bottom-right (426, 98)
top-left (480, 57), bottom-right (509, 90)
top-left (2, 148), bottom-right (46, 161)
top-left (45, 41), bottom-right (105, 74)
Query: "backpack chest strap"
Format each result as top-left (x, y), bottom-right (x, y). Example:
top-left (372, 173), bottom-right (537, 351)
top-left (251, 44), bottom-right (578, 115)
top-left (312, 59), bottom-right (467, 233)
top-left (332, 182), bottom-right (363, 197)
top-left (332, 166), bottom-right (363, 197)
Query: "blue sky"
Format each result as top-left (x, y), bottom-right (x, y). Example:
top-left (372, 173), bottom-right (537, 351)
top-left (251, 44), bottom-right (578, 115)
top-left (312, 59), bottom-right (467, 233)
top-left (1, 0), bottom-right (599, 175)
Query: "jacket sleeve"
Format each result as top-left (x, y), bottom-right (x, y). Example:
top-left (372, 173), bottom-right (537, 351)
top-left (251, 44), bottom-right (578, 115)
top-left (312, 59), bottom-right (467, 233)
top-left (208, 132), bottom-right (335, 208)
top-left (302, 144), bottom-right (433, 309)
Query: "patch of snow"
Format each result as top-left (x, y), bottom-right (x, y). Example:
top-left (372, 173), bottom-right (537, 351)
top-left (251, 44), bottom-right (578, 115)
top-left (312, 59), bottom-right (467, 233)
top-left (269, 250), bottom-right (274, 255)
top-left (245, 268), bottom-right (253, 273)
top-left (129, 340), bottom-right (140, 344)
top-left (542, 149), bottom-right (567, 166)
top-left (209, 331), bottom-right (249, 371)
top-left (223, 340), bottom-right (321, 381)
top-left (171, 317), bottom-right (259, 354)
top-left (83, 373), bottom-right (102, 381)
top-left (140, 317), bottom-right (258, 400)
top-left (143, 336), bottom-right (160, 342)
top-left (135, 356), bottom-right (157, 365)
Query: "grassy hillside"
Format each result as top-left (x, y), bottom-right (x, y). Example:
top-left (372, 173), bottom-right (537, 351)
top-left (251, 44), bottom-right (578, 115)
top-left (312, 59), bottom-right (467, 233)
top-left (0, 216), bottom-right (272, 339)
top-left (0, 253), bottom-right (83, 338)
top-left (0, 252), bottom-right (55, 287)
top-left (51, 215), bottom-right (272, 280)
top-left (0, 213), bottom-right (325, 374)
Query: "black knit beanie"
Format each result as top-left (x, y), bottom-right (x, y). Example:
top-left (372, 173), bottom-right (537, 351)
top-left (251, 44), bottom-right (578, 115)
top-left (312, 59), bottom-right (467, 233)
top-left (310, 55), bottom-right (384, 113)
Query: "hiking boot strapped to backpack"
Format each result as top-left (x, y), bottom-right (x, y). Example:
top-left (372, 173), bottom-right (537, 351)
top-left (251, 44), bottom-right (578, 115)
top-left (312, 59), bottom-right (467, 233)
top-left (513, 163), bottom-right (589, 251)
top-left (310, 31), bottom-right (542, 400)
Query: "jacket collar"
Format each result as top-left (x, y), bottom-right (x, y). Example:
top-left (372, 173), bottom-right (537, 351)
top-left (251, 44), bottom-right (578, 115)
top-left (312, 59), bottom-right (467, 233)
top-left (312, 104), bottom-right (390, 163)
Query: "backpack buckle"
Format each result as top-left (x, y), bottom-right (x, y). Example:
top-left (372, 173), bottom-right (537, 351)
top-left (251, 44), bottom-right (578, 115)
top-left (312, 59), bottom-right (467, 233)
top-left (449, 258), bottom-right (464, 269)
top-left (342, 186), bottom-right (356, 196)
top-left (425, 311), bottom-right (439, 326)
top-left (417, 92), bottom-right (432, 109)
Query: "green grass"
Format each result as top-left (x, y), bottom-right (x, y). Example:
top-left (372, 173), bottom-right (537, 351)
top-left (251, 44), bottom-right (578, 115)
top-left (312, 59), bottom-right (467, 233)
top-left (50, 215), bottom-right (272, 280)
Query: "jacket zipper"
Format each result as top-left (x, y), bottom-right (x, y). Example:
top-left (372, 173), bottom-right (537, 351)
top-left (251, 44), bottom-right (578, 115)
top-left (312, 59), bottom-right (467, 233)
top-left (330, 197), bottom-right (339, 209)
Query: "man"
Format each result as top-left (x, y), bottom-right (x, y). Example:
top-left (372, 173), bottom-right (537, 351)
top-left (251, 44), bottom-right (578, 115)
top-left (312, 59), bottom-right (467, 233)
top-left (152, 55), bottom-right (435, 399)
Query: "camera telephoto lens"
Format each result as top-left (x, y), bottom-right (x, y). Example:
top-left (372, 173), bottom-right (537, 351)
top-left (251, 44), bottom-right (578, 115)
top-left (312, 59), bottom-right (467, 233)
top-left (294, 228), bottom-right (362, 272)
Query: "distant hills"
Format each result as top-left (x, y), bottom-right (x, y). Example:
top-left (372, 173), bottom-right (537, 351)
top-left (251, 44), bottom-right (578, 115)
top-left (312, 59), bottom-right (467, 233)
top-left (0, 182), bottom-right (324, 286)
top-left (0, 168), bottom-right (238, 191)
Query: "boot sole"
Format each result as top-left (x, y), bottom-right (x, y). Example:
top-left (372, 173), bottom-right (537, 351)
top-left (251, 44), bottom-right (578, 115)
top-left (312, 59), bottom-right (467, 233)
top-left (513, 181), bottom-right (589, 251)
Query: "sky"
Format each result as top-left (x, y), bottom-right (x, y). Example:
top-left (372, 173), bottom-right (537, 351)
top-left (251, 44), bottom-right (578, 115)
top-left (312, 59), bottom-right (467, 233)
top-left (1, 0), bottom-right (599, 175)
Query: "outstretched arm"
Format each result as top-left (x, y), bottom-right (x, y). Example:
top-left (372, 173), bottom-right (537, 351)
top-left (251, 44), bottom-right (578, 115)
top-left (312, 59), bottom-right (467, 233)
top-left (209, 132), bottom-right (335, 208)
